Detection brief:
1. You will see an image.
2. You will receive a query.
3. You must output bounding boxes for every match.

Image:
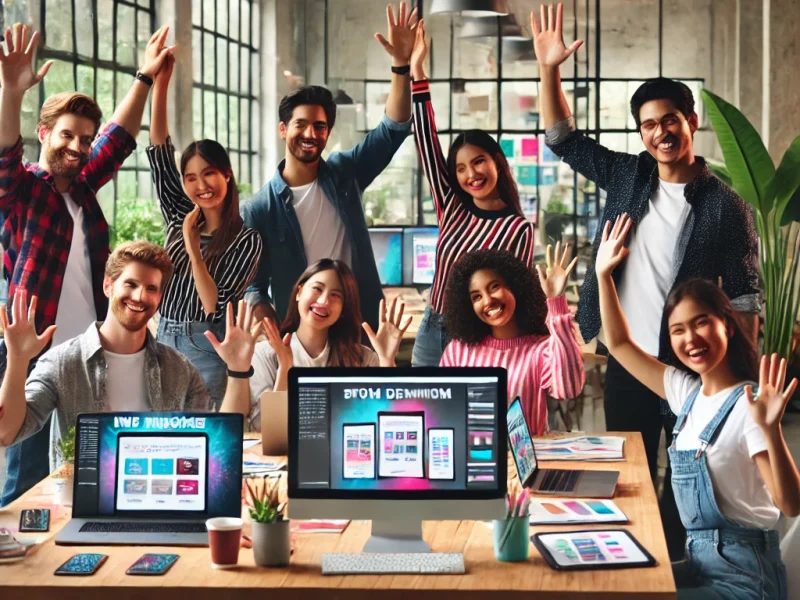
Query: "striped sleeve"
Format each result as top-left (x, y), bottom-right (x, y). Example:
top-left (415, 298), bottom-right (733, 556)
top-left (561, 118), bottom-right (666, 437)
top-left (412, 79), bottom-right (453, 223)
top-left (539, 295), bottom-right (585, 400)
top-left (147, 137), bottom-right (194, 227)
top-left (206, 227), bottom-right (263, 315)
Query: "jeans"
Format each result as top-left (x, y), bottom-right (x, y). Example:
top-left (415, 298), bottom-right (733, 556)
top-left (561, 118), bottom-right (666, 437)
top-left (411, 306), bottom-right (449, 367)
top-left (156, 318), bottom-right (227, 409)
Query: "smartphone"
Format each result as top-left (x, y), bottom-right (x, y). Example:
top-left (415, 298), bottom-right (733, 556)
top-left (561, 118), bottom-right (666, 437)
top-left (126, 554), bottom-right (179, 576)
top-left (19, 508), bottom-right (50, 532)
top-left (54, 553), bottom-right (108, 576)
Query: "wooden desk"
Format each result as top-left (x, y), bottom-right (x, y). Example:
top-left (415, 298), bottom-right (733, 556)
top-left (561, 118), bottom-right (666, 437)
top-left (0, 432), bottom-right (675, 599)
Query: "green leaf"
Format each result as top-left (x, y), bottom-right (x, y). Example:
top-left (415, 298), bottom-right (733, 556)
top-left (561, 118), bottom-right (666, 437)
top-left (701, 89), bottom-right (775, 212)
top-left (774, 136), bottom-right (800, 225)
top-left (706, 159), bottom-right (733, 188)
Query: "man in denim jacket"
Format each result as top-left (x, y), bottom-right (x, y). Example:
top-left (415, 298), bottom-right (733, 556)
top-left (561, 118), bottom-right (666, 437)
top-left (244, 3), bottom-right (418, 330)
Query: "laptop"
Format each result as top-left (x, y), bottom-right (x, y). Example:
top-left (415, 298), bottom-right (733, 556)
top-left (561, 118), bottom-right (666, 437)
top-left (260, 391), bottom-right (289, 455)
top-left (507, 398), bottom-right (619, 498)
top-left (56, 412), bottom-right (243, 547)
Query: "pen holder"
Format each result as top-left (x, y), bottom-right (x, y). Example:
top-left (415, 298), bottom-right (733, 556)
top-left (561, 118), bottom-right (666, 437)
top-left (493, 516), bottom-right (530, 562)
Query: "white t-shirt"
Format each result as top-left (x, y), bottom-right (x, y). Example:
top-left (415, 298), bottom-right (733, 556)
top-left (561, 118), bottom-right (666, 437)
top-left (290, 179), bottom-right (352, 266)
top-left (663, 367), bottom-right (779, 530)
top-left (248, 334), bottom-right (379, 431)
top-left (600, 180), bottom-right (691, 355)
top-left (52, 193), bottom-right (97, 348)
top-left (104, 348), bottom-right (150, 413)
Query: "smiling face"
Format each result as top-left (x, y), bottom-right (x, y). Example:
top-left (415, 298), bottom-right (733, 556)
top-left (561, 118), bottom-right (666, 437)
top-left (455, 144), bottom-right (499, 201)
top-left (667, 296), bottom-right (731, 376)
top-left (469, 269), bottom-right (517, 331)
top-left (638, 99), bottom-right (697, 166)
top-left (182, 154), bottom-right (229, 211)
top-left (296, 268), bottom-right (344, 332)
top-left (39, 113), bottom-right (96, 179)
top-left (280, 104), bottom-right (330, 164)
top-left (104, 262), bottom-right (164, 332)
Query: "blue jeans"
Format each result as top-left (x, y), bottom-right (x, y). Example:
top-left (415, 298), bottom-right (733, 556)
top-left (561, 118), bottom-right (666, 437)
top-left (156, 318), bottom-right (227, 409)
top-left (411, 306), bottom-right (449, 366)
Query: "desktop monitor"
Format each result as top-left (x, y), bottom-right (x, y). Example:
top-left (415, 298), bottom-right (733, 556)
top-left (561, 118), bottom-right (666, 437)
top-left (368, 227), bottom-right (403, 286)
top-left (288, 367), bottom-right (507, 553)
top-left (402, 227), bottom-right (439, 286)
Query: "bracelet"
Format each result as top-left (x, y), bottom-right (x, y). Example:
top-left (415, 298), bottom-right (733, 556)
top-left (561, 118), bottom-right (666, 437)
top-left (227, 366), bottom-right (255, 379)
top-left (135, 71), bottom-right (154, 87)
top-left (391, 64), bottom-right (411, 75)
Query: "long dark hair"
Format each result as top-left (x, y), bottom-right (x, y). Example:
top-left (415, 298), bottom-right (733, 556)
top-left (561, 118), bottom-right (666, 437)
top-left (446, 130), bottom-right (523, 216)
top-left (443, 249), bottom-right (548, 344)
top-left (179, 139), bottom-right (243, 263)
top-left (280, 259), bottom-right (365, 367)
top-left (659, 278), bottom-right (758, 381)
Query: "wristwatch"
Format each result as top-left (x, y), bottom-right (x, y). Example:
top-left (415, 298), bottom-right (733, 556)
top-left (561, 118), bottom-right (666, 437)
top-left (227, 366), bottom-right (255, 379)
top-left (391, 65), bottom-right (411, 75)
top-left (135, 71), bottom-right (154, 87)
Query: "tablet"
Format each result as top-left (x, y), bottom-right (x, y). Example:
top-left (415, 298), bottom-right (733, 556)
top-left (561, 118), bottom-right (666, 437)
top-left (532, 529), bottom-right (656, 571)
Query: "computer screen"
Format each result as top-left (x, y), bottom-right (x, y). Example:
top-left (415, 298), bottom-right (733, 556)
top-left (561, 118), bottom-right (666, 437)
top-left (368, 228), bottom-right (403, 286)
top-left (402, 227), bottom-right (438, 286)
top-left (73, 413), bottom-right (243, 518)
top-left (288, 368), bottom-right (507, 499)
top-left (507, 397), bottom-right (537, 485)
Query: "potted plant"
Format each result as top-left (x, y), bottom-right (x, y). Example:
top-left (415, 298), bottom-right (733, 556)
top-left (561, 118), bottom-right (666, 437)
top-left (53, 426), bottom-right (75, 505)
top-left (702, 90), bottom-right (800, 411)
top-left (245, 476), bottom-right (289, 567)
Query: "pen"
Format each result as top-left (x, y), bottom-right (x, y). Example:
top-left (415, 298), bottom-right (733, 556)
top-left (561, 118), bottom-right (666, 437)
top-left (514, 490), bottom-right (525, 517)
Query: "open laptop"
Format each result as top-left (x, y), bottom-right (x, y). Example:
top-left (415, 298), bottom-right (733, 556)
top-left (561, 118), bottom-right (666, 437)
top-left (260, 391), bottom-right (289, 455)
top-left (507, 398), bottom-right (619, 498)
top-left (56, 412), bottom-right (243, 547)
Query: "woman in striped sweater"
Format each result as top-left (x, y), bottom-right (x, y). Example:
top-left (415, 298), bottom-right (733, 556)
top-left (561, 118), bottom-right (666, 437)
top-left (440, 247), bottom-right (585, 434)
top-left (147, 53), bottom-right (262, 407)
top-left (410, 21), bottom-right (537, 366)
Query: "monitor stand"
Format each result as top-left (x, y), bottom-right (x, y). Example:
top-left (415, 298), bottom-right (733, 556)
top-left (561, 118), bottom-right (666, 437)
top-left (362, 517), bottom-right (430, 553)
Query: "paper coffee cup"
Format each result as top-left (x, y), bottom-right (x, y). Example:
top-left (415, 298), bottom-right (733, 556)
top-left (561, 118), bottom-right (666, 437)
top-left (206, 517), bottom-right (243, 569)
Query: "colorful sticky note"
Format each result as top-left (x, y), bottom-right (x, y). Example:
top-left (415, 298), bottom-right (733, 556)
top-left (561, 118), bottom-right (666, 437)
top-left (541, 166), bottom-right (556, 185)
top-left (521, 137), bottom-right (539, 158)
top-left (499, 138), bottom-right (515, 158)
top-left (517, 165), bottom-right (538, 186)
top-left (542, 144), bottom-right (556, 162)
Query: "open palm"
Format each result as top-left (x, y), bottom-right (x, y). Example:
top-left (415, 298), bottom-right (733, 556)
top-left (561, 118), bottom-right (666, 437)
top-left (595, 214), bottom-right (632, 278)
top-left (746, 354), bottom-right (799, 432)
top-left (530, 3), bottom-right (583, 68)
top-left (0, 289), bottom-right (57, 363)
top-left (263, 317), bottom-right (293, 370)
top-left (0, 25), bottom-right (53, 93)
top-left (375, 2), bottom-right (419, 64)
top-left (536, 241), bottom-right (578, 298)
top-left (205, 300), bottom-right (262, 372)
top-left (363, 298), bottom-right (412, 366)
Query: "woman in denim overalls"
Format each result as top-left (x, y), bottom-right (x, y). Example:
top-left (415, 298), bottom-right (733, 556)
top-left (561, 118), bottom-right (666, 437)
top-left (595, 215), bottom-right (800, 599)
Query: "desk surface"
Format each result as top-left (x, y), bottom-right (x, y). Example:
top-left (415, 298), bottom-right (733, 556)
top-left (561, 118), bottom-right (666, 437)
top-left (0, 431), bottom-right (675, 599)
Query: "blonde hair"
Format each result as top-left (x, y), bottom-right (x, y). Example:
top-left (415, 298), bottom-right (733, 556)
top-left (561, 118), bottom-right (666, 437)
top-left (38, 92), bottom-right (102, 133)
top-left (105, 241), bottom-right (174, 287)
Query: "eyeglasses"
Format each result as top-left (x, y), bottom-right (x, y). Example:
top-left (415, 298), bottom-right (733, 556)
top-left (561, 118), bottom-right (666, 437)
top-left (639, 114), bottom-right (682, 136)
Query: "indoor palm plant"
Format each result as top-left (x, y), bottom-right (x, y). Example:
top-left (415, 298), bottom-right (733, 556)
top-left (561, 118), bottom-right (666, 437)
top-left (702, 90), bottom-right (800, 364)
top-left (245, 475), bottom-right (289, 567)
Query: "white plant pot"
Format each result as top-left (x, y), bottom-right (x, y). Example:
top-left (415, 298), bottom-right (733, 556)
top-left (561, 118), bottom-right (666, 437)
top-left (55, 464), bottom-right (74, 506)
top-left (251, 520), bottom-right (290, 567)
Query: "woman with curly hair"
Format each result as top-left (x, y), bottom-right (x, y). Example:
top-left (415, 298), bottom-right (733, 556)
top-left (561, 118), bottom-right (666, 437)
top-left (441, 246), bottom-right (585, 434)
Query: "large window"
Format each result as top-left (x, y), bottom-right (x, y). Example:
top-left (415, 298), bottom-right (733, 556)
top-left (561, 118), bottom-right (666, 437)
top-left (192, 0), bottom-right (260, 196)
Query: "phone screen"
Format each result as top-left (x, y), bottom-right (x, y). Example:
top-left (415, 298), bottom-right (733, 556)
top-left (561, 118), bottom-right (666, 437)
top-left (19, 508), bottom-right (50, 532)
top-left (126, 553), bottom-right (179, 575)
top-left (54, 554), bottom-right (108, 575)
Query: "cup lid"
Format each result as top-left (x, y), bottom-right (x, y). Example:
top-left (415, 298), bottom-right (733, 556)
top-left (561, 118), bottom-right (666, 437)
top-left (205, 517), bottom-right (243, 531)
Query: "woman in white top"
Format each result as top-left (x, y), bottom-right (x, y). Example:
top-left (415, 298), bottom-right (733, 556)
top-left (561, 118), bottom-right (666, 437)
top-left (597, 214), bottom-right (799, 599)
top-left (248, 258), bottom-right (411, 430)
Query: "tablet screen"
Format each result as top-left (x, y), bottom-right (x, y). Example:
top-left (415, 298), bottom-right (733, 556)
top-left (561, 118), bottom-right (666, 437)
top-left (535, 530), bottom-right (654, 568)
top-left (507, 398), bottom-right (536, 485)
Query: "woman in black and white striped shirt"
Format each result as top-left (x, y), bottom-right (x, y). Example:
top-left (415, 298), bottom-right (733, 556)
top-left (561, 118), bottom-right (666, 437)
top-left (147, 53), bottom-right (262, 407)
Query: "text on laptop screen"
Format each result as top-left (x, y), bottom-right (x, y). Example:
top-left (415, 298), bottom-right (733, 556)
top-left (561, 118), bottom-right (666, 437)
top-left (72, 413), bottom-right (242, 518)
top-left (295, 376), bottom-right (501, 491)
top-left (508, 398), bottom-right (537, 483)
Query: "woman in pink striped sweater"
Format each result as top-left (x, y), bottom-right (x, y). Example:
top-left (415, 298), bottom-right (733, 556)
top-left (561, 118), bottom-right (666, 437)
top-left (440, 246), bottom-right (585, 434)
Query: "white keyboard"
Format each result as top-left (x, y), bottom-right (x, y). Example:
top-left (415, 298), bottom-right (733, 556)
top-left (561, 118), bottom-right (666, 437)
top-left (321, 552), bottom-right (465, 575)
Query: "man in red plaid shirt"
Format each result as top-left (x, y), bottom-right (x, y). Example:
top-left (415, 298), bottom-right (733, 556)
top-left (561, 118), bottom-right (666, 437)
top-left (0, 23), bottom-right (174, 505)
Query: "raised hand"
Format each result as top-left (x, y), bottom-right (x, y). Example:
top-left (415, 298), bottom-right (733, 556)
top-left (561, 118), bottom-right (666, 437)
top-left (0, 289), bottom-right (57, 363)
top-left (263, 317), bottom-right (293, 370)
top-left (182, 206), bottom-right (203, 260)
top-left (530, 3), bottom-right (584, 68)
top-left (0, 24), bottom-right (53, 94)
top-left (409, 19), bottom-right (427, 81)
top-left (374, 2), bottom-right (419, 66)
top-left (536, 241), bottom-right (578, 298)
top-left (139, 25), bottom-right (174, 79)
top-left (154, 51), bottom-right (175, 89)
top-left (205, 300), bottom-right (262, 372)
top-left (362, 298), bottom-right (412, 366)
top-left (745, 354), bottom-right (799, 433)
top-left (595, 214), bottom-right (632, 278)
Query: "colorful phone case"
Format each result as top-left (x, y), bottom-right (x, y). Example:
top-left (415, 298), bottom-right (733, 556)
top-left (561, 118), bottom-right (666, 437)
top-left (54, 554), bottom-right (108, 575)
top-left (19, 508), bottom-right (50, 532)
top-left (126, 553), bottom-right (179, 575)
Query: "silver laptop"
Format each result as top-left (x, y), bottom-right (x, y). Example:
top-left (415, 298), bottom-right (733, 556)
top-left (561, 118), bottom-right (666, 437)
top-left (508, 398), bottom-right (619, 498)
top-left (259, 391), bottom-right (288, 455)
top-left (56, 412), bottom-right (243, 546)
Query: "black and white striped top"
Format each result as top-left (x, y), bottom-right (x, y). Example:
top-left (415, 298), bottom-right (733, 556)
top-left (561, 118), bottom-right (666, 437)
top-left (147, 139), bottom-right (262, 323)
